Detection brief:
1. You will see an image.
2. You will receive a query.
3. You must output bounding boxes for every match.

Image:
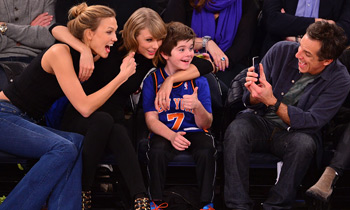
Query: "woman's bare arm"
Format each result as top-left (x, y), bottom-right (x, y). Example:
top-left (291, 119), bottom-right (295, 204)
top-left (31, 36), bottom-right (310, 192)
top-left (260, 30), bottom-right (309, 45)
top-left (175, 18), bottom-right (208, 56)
top-left (42, 44), bottom-right (136, 117)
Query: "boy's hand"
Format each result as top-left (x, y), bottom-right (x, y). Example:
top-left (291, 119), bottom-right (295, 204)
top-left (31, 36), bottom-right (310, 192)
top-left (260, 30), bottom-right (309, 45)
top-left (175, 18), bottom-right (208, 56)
top-left (170, 131), bottom-right (190, 151)
top-left (182, 87), bottom-right (199, 110)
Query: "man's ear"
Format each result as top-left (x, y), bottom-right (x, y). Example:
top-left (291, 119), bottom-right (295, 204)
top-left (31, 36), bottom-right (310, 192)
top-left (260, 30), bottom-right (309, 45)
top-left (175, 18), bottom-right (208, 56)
top-left (322, 58), bottom-right (333, 67)
top-left (160, 52), bottom-right (169, 61)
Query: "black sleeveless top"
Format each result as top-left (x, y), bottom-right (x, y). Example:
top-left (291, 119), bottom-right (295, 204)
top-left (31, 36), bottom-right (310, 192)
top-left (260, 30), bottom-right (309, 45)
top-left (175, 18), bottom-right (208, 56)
top-left (3, 45), bottom-right (80, 120)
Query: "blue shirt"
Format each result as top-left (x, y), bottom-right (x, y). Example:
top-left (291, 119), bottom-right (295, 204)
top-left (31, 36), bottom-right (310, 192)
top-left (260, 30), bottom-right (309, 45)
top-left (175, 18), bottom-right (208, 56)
top-left (243, 41), bottom-right (350, 135)
top-left (295, 0), bottom-right (320, 18)
top-left (143, 68), bottom-right (212, 133)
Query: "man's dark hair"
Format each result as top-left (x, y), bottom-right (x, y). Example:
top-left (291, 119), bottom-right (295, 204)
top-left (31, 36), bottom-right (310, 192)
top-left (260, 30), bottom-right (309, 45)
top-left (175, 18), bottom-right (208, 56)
top-left (306, 21), bottom-right (348, 61)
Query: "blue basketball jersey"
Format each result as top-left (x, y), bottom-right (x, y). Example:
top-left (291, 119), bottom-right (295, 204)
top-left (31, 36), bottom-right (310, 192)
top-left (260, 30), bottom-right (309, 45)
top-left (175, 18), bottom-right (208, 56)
top-left (142, 68), bottom-right (212, 133)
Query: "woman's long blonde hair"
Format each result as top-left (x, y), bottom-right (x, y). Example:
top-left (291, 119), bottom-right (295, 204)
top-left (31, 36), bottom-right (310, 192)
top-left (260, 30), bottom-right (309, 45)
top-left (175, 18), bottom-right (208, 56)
top-left (121, 7), bottom-right (167, 53)
top-left (67, 2), bottom-right (116, 41)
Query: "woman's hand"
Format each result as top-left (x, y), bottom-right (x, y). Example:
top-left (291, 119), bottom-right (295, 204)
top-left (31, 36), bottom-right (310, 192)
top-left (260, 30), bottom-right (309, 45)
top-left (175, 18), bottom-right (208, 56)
top-left (200, 53), bottom-right (218, 73)
top-left (119, 52), bottom-right (136, 81)
top-left (206, 40), bottom-right (229, 71)
top-left (155, 76), bottom-right (173, 111)
top-left (78, 46), bottom-right (95, 82)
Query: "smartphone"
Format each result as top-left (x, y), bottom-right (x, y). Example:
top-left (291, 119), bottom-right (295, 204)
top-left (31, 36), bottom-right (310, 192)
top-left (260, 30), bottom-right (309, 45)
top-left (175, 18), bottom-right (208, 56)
top-left (252, 56), bottom-right (260, 83)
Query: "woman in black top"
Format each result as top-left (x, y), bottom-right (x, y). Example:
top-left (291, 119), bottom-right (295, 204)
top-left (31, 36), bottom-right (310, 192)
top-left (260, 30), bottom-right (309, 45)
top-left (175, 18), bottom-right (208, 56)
top-left (0, 3), bottom-right (135, 210)
top-left (51, 7), bottom-right (214, 210)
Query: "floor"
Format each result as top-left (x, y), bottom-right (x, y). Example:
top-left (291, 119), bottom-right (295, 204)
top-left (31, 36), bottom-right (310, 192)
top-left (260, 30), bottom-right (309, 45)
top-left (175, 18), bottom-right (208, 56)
top-left (1, 164), bottom-right (350, 209)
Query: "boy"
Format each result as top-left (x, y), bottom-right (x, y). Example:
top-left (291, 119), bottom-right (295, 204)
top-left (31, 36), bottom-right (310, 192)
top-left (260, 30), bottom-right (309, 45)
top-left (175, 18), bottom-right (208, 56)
top-left (142, 22), bottom-right (216, 210)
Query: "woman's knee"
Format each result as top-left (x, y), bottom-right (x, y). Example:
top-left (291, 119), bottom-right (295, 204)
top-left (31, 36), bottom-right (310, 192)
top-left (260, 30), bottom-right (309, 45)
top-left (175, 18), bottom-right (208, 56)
top-left (112, 123), bottom-right (129, 138)
top-left (63, 132), bottom-right (84, 148)
top-left (52, 138), bottom-right (80, 162)
top-left (89, 111), bottom-right (114, 130)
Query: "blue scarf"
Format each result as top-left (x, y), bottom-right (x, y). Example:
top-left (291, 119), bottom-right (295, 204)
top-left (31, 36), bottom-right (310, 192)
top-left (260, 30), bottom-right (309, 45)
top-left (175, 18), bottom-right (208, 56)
top-left (191, 0), bottom-right (242, 52)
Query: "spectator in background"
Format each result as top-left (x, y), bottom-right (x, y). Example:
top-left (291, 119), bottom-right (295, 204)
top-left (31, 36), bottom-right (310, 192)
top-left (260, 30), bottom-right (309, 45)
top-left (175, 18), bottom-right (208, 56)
top-left (0, 0), bottom-right (56, 61)
top-left (260, 0), bottom-right (350, 57)
top-left (224, 21), bottom-right (349, 210)
top-left (0, 0), bottom-right (56, 90)
top-left (163, 0), bottom-right (260, 85)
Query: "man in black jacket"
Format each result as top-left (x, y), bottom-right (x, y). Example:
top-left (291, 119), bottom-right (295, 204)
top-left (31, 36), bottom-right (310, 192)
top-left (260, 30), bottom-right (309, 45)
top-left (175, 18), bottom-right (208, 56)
top-left (260, 0), bottom-right (350, 57)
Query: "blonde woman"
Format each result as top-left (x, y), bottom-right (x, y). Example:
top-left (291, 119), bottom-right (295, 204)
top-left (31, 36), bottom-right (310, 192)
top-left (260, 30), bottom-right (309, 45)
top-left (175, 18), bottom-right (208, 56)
top-left (0, 3), bottom-right (136, 210)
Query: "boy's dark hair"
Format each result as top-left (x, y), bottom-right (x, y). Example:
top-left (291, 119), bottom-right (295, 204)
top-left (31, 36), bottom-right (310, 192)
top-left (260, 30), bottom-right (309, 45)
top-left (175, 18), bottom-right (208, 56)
top-left (306, 21), bottom-right (348, 61)
top-left (154, 22), bottom-right (196, 66)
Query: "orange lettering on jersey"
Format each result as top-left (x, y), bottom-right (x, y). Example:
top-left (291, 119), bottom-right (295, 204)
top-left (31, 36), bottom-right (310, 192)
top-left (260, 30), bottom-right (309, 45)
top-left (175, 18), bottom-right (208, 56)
top-left (180, 98), bottom-right (185, 110)
top-left (173, 98), bottom-right (181, 110)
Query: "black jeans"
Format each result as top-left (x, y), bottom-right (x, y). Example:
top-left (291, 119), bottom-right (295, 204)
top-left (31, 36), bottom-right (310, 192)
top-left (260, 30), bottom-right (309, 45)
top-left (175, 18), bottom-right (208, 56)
top-left (61, 105), bottom-right (146, 197)
top-left (330, 122), bottom-right (350, 176)
top-left (147, 132), bottom-right (217, 203)
top-left (224, 112), bottom-right (316, 210)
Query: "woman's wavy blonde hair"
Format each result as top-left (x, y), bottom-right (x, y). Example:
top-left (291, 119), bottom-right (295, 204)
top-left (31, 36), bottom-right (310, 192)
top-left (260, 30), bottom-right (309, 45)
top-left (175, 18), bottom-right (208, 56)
top-left (67, 2), bottom-right (116, 41)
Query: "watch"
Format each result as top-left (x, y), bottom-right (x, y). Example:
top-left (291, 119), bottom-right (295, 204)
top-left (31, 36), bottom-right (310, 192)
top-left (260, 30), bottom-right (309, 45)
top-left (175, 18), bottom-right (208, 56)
top-left (0, 23), bottom-right (7, 35)
top-left (202, 36), bottom-right (211, 49)
top-left (267, 100), bottom-right (281, 113)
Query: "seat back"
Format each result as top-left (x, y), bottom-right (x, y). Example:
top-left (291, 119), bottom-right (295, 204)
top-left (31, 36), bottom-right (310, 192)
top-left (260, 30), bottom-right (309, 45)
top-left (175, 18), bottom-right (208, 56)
top-left (0, 150), bottom-right (36, 171)
top-left (0, 61), bottom-right (28, 91)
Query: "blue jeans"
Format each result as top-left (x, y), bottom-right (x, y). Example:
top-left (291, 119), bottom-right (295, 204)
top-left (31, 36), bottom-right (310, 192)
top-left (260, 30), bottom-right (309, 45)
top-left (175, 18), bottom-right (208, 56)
top-left (0, 101), bottom-right (83, 210)
top-left (224, 112), bottom-right (316, 210)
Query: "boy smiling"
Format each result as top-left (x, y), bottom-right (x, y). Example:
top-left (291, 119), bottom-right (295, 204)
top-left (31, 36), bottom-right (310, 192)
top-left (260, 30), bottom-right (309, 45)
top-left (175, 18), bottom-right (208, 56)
top-left (142, 22), bottom-right (216, 210)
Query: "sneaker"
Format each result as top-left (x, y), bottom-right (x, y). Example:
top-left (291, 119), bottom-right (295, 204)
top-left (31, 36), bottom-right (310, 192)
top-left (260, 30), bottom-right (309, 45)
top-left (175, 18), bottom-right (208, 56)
top-left (134, 197), bottom-right (150, 210)
top-left (201, 203), bottom-right (215, 210)
top-left (82, 190), bottom-right (92, 210)
top-left (150, 200), bottom-right (168, 210)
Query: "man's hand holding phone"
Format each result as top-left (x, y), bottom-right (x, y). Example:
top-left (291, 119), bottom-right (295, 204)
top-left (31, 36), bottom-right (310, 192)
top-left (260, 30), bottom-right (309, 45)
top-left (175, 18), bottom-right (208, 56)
top-left (245, 58), bottom-right (275, 105)
top-left (252, 56), bottom-right (260, 84)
